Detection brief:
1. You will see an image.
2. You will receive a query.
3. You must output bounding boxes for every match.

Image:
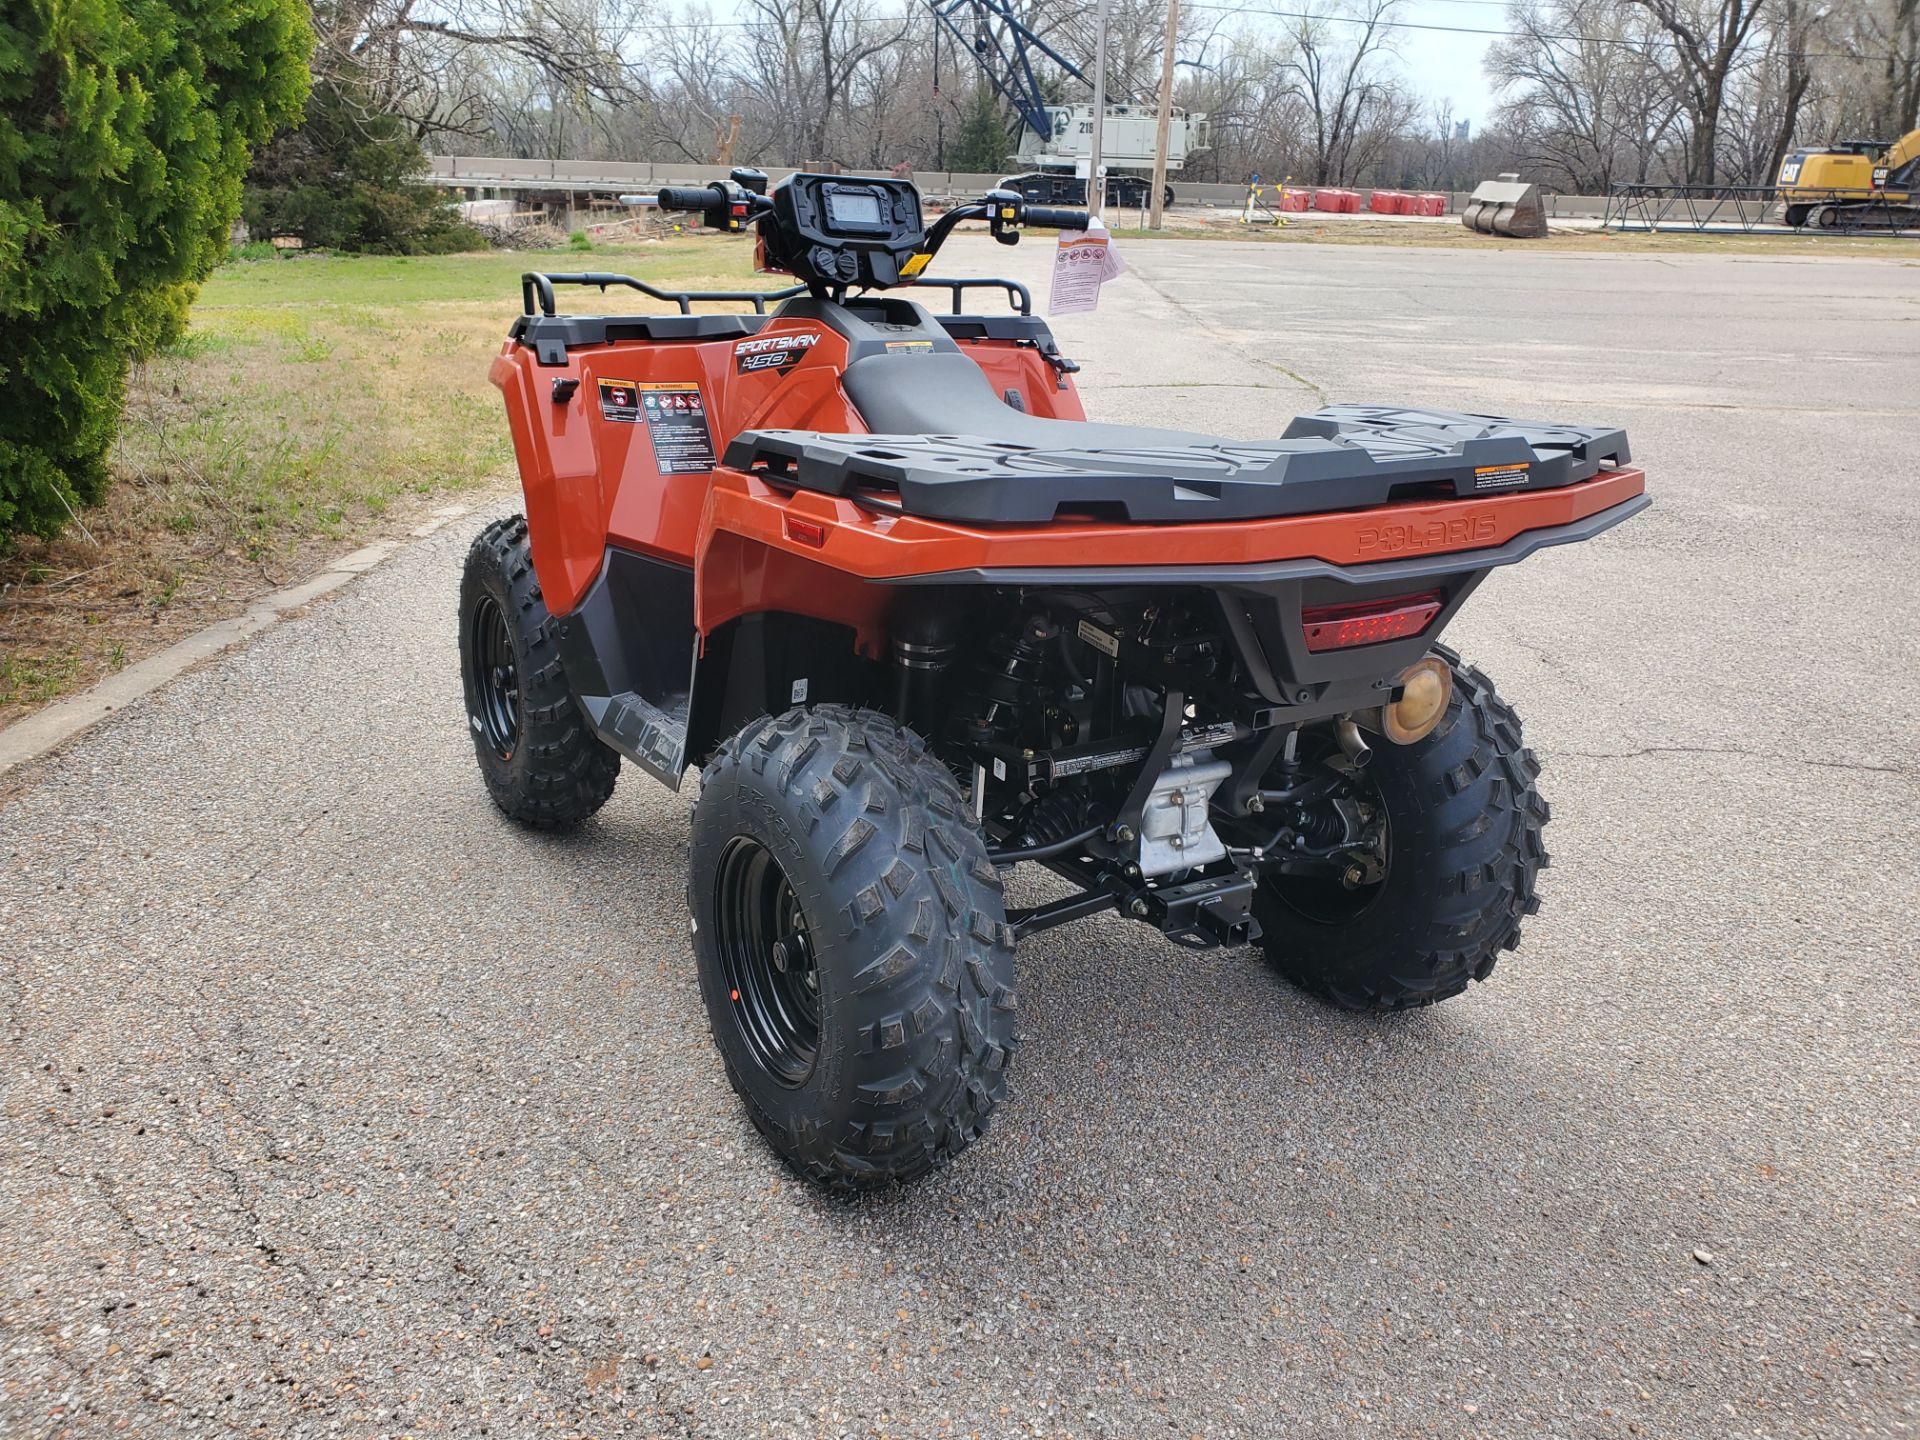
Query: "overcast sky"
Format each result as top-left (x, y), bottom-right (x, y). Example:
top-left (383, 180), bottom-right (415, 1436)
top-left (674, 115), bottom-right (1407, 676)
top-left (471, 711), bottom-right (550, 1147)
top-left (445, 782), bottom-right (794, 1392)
top-left (1389, 0), bottom-right (1502, 126)
top-left (698, 0), bottom-right (1507, 132)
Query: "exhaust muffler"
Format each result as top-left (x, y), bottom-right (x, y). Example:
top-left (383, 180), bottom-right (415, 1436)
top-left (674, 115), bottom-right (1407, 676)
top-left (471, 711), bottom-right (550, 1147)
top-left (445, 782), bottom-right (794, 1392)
top-left (1359, 655), bottom-right (1456, 747)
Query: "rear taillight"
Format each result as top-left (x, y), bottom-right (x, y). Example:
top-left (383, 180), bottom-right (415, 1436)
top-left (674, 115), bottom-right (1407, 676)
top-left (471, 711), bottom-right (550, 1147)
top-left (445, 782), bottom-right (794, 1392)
top-left (784, 515), bottom-right (829, 548)
top-left (1301, 592), bottom-right (1443, 652)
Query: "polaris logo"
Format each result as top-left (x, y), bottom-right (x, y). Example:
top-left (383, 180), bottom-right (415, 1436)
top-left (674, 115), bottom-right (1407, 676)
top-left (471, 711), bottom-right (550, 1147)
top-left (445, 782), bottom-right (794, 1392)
top-left (734, 332), bottom-right (821, 375)
top-left (1357, 513), bottom-right (1498, 555)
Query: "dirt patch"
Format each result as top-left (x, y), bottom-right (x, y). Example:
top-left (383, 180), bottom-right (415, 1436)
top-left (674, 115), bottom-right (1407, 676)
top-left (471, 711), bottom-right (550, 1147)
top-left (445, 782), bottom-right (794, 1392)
top-left (0, 479), bottom-right (505, 733)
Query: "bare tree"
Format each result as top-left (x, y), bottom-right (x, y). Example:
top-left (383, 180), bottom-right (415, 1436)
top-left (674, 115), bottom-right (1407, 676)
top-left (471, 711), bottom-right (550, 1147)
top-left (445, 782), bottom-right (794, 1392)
top-left (1834, 0), bottom-right (1920, 134)
top-left (1622, 0), bottom-right (1771, 181)
top-left (738, 0), bottom-right (914, 162)
top-left (1489, 0), bottom-right (1686, 188)
top-left (309, 0), bottom-right (647, 139)
top-left (1277, 0), bottom-right (1408, 185)
top-left (1757, 0), bottom-right (1821, 180)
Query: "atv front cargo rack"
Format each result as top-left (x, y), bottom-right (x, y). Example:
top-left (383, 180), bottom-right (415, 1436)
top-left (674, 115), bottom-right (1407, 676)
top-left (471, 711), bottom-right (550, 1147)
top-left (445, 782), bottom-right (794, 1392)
top-left (726, 405), bottom-right (1632, 524)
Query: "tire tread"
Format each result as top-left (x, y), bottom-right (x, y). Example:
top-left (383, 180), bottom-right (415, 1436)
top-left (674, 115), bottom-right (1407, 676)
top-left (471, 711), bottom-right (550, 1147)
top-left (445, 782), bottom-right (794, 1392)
top-left (692, 705), bottom-right (1016, 1190)
top-left (460, 515), bottom-right (619, 829)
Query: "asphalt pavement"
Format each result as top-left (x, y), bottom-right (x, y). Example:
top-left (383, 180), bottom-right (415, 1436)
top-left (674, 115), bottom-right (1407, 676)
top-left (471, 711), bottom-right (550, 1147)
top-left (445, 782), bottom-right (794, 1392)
top-left (3, 235), bottom-right (1915, 1438)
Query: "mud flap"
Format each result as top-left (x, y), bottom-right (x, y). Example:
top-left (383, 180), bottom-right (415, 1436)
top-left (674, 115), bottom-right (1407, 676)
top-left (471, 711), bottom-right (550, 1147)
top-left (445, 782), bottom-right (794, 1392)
top-left (556, 549), bottom-right (699, 790)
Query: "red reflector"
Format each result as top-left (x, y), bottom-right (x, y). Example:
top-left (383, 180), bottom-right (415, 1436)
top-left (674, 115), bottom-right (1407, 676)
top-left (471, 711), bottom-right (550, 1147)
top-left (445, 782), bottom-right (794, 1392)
top-left (1301, 592), bottom-right (1443, 652)
top-left (784, 516), bottom-right (829, 548)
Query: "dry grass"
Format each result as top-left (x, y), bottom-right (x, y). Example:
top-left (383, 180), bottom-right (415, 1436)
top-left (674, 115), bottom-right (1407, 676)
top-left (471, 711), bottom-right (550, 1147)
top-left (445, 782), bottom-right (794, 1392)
top-left (1123, 210), bottom-right (1920, 256)
top-left (0, 236), bottom-right (771, 728)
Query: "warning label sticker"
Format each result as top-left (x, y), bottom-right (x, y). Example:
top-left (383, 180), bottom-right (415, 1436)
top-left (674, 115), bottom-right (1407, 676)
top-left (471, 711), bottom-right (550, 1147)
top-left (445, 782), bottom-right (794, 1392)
top-left (1471, 462), bottom-right (1532, 492)
top-left (598, 378), bottom-right (642, 422)
top-left (598, 381), bottom-right (715, 473)
top-left (640, 384), bottom-right (716, 473)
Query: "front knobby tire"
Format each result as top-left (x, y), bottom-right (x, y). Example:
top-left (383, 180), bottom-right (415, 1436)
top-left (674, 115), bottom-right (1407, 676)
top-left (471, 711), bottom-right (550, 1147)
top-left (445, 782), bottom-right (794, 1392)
top-left (459, 515), bottom-right (620, 829)
top-left (689, 705), bottom-right (1017, 1189)
top-left (1253, 649), bottom-right (1550, 1012)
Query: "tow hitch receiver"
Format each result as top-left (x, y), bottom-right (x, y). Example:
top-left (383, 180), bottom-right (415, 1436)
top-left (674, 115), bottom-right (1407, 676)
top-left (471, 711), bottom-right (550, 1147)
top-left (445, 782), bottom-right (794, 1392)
top-left (1140, 871), bottom-right (1260, 949)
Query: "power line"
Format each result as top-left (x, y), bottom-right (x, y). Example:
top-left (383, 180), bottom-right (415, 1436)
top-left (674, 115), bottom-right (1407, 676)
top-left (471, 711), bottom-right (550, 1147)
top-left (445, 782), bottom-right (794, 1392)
top-left (1181, 1), bottom-right (1896, 63)
top-left (634, 2), bottom-right (1904, 68)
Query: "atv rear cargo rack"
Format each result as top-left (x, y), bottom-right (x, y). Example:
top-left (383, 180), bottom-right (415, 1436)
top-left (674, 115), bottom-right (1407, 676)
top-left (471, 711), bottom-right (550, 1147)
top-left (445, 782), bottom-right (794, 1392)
top-left (727, 405), bottom-right (1632, 525)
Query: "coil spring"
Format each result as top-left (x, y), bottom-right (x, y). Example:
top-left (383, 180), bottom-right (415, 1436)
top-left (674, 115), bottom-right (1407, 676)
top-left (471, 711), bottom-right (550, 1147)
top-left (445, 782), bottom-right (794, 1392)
top-left (965, 618), bottom-right (1052, 744)
top-left (1015, 787), bottom-right (1092, 848)
top-left (1291, 802), bottom-right (1348, 848)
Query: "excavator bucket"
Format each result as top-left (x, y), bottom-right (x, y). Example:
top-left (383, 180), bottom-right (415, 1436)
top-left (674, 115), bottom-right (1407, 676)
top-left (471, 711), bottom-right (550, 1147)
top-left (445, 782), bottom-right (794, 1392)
top-left (1462, 174), bottom-right (1548, 238)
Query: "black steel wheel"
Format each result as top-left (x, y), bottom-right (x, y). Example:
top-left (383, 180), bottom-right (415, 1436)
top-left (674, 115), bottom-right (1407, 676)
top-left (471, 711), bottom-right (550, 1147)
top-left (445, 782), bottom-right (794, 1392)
top-left (468, 593), bottom-right (520, 760)
top-left (689, 705), bottom-right (1017, 1190)
top-left (711, 836), bottom-right (820, 1087)
top-left (1252, 649), bottom-right (1549, 1011)
top-left (459, 515), bottom-right (620, 829)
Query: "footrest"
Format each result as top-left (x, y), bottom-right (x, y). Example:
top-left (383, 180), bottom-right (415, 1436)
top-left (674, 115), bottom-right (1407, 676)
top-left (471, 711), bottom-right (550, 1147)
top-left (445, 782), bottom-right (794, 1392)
top-left (580, 688), bottom-right (686, 785)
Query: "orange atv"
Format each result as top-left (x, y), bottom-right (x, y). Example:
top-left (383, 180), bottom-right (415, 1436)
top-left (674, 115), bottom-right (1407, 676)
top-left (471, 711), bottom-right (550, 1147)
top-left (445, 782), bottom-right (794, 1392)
top-left (464, 170), bottom-right (1648, 1188)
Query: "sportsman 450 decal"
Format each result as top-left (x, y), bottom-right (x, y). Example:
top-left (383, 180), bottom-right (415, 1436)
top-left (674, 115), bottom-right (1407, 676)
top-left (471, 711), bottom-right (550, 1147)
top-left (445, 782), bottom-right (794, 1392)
top-left (734, 332), bottom-right (822, 375)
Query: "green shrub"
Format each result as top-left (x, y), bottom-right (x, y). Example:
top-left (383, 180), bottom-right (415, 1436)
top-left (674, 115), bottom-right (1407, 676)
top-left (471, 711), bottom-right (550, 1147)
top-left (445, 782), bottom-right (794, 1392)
top-left (568, 229), bottom-right (593, 252)
top-left (244, 73), bottom-right (478, 256)
top-left (0, 0), bottom-right (311, 540)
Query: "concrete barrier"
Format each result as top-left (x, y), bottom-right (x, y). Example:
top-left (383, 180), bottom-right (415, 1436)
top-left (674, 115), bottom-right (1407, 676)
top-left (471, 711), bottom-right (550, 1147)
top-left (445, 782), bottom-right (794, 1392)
top-left (425, 157), bottom-right (1615, 222)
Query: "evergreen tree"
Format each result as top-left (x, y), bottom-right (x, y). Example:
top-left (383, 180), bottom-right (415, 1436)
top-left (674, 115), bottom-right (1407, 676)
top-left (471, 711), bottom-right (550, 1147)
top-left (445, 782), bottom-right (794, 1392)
top-left (243, 72), bottom-right (479, 255)
top-left (0, 0), bottom-right (311, 540)
top-left (949, 87), bottom-right (1012, 173)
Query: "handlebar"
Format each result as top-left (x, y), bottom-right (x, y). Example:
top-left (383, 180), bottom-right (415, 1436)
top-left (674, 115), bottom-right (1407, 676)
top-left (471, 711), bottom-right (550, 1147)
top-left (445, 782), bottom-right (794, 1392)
top-left (1021, 206), bottom-right (1093, 230)
top-left (655, 184), bottom-right (722, 212)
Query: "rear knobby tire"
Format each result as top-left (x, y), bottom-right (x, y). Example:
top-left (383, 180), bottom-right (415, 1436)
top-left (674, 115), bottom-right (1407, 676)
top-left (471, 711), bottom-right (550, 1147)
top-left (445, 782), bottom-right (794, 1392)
top-left (689, 705), bottom-right (1017, 1189)
top-left (1253, 649), bottom-right (1549, 1011)
top-left (459, 515), bottom-right (620, 828)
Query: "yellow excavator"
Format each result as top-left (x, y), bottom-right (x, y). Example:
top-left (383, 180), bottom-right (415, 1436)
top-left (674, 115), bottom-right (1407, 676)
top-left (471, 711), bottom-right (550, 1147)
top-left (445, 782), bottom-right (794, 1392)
top-left (1776, 129), bottom-right (1920, 228)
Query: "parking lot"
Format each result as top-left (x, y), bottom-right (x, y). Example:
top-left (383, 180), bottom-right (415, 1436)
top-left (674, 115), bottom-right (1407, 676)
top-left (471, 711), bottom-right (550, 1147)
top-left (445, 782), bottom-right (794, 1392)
top-left (3, 235), bottom-right (1915, 1438)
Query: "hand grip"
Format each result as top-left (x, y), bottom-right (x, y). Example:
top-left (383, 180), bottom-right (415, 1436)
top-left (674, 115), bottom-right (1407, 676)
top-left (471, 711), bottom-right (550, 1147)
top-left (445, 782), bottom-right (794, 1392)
top-left (1021, 205), bottom-right (1093, 230)
top-left (655, 185), bottom-right (720, 212)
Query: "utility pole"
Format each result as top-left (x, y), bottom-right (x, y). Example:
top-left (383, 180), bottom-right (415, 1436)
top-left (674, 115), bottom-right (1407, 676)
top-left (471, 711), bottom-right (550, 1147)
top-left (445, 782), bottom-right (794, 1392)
top-left (1148, 0), bottom-right (1180, 228)
top-left (1088, 0), bottom-right (1110, 219)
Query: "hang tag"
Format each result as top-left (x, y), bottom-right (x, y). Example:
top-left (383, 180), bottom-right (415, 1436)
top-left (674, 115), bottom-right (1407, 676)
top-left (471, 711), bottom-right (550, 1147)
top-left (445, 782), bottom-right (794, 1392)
top-left (1048, 218), bottom-right (1125, 315)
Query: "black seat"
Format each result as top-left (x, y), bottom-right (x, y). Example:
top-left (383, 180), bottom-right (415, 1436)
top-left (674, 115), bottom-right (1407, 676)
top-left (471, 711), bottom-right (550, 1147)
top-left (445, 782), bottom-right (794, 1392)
top-left (842, 352), bottom-right (1220, 449)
